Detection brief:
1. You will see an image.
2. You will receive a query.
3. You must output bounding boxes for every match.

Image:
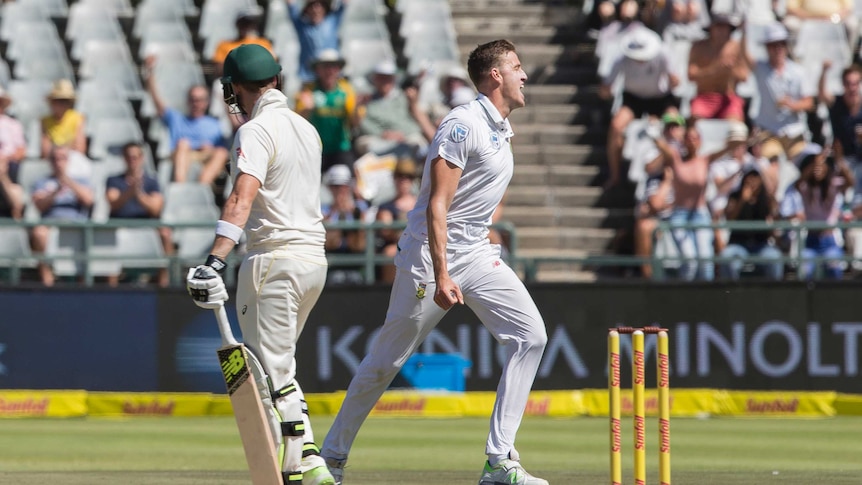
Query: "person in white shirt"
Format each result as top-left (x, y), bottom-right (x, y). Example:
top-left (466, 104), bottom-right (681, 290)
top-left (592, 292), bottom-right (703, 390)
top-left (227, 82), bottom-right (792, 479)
top-left (320, 39), bottom-right (549, 485)
top-left (185, 44), bottom-right (336, 485)
top-left (600, 27), bottom-right (680, 189)
top-left (744, 21), bottom-right (816, 164)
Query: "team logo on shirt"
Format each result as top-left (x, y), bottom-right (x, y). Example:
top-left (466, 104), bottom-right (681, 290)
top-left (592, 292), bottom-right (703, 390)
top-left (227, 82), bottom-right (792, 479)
top-left (416, 282), bottom-right (427, 300)
top-left (450, 123), bottom-right (470, 143)
top-left (490, 132), bottom-right (501, 150)
top-left (235, 147), bottom-right (244, 159)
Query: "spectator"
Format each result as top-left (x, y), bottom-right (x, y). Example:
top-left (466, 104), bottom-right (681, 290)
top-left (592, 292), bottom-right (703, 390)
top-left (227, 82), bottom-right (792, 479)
top-left (783, 0), bottom-right (857, 51)
top-left (29, 145), bottom-right (94, 286)
top-left (687, 12), bottom-right (748, 121)
top-left (211, 7), bottom-right (273, 68)
top-left (636, 112), bottom-right (685, 278)
top-left (709, 121), bottom-right (751, 254)
top-left (744, 22), bottom-right (815, 164)
top-left (599, 27), bottom-right (680, 190)
top-left (820, 62), bottom-right (862, 176)
top-left (286, 0), bottom-right (348, 83)
top-left (780, 149), bottom-right (854, 279)
top-left (105, 142), bottom-right (173, 287)
top-left (322, 164), bottom-right (370, 285)
top-left (596, 0), bottom-right (645, 74)
top-left (424, 65), bottom-right (475, 126)
top-left (656, 122), bottom-right (743, 281)
top-left (0, 155), bottom-right (23, 220)
top-left (654, 0), bottom-right (710, 41)
top-left (144, 55), bottom-right (229, 185)
top-left (720, 167), bottom-right (784, 280)
top-left (40, 79), bottom-right (86, 159)
top-left (0, 86), bottom-right (27, 183)
top-left (295, 49), bottom-right (360, 172)
top-left (375, 157), bottom-right (419, 283)
top-left (355, 60), bottom-right (430, 158)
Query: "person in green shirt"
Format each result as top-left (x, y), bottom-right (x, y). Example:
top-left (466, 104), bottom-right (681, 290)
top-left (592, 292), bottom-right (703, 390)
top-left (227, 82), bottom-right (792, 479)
top-left (295, 48), bottom-right (360, 172)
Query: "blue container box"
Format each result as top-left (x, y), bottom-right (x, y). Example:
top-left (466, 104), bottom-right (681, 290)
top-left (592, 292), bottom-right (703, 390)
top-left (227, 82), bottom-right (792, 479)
top-left (400, 353), bottom-right (472, 391)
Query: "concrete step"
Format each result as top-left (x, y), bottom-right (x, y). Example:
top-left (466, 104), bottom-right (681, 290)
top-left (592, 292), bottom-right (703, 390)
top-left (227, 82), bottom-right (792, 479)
top-left (505, 185), bottom-right (604, 207)
top-left (457, 26), bottom-right (585, 47)
top-left (451, 4), bottom-right (583, 27)
top-left (514, 123), bottom-right (605, 146)
top-left (523, 84), bottom-right (602, 105)
top-left (513, 144), bottom-right (606, 166)
top-left (503, 206), bottom-right (634, 229)
top-left (517, 226), bottom-right (616, 252)
top-left (459, 43), bottom-right (595, 69)
top-left (512, 164), bottom-right (599, 186)
top-left (510, 105), bottom-right (581, 125)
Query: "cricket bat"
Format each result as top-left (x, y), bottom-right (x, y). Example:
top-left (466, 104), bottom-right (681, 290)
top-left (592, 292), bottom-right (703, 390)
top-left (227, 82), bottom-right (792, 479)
top-left (214, 304), bottom-right (284, 485)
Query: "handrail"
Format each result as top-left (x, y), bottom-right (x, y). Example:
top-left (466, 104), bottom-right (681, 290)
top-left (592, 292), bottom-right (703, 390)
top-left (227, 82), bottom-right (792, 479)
top-left (0, 219), bottom-right (518, 287)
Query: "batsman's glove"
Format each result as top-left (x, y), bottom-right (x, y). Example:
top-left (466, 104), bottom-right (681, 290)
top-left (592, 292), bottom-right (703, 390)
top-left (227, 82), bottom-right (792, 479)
top-left (187, 255), bottom-right (229, 309)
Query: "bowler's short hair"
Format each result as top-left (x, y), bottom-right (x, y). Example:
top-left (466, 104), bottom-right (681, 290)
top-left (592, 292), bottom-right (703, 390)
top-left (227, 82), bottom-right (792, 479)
top-left (467, 39), bottom-right (516, 87)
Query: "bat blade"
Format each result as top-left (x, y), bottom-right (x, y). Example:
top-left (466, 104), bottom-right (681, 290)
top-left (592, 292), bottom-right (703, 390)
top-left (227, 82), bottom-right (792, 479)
top-left (218, 343), bottom-right (283, 485)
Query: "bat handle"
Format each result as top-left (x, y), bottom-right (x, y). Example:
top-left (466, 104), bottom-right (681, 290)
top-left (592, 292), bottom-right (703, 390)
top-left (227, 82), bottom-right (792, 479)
top-left (215, 304), bottom-right (239, 346)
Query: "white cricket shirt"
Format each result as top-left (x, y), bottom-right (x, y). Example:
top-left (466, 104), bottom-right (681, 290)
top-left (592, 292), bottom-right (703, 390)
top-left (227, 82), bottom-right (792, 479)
top-left (230, 89), bottom-right (326, 253)
top-left (405, 94), bottom-right (514, 249)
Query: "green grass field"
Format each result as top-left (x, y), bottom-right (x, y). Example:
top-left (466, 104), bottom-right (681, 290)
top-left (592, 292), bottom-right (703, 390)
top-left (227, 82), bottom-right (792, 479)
top-left (0, 415), bottom-right (861, 484)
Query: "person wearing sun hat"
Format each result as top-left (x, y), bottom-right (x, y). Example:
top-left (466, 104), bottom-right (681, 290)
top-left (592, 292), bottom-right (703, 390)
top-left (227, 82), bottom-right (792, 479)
top-left (295, 48), bottom-right (360, 173)
top-left (687, 11), bottom-right (748, 122)
top-left (40, 79), bottom-right (87, 158)
top-left (600, 26), bottom-right (681, 190)
top-left (743, 21), bottom-right (815, 165)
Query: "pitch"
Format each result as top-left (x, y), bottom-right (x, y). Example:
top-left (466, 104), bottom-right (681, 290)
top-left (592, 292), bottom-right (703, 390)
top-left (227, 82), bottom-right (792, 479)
top-left (1, 415), bottom-right (861, 484)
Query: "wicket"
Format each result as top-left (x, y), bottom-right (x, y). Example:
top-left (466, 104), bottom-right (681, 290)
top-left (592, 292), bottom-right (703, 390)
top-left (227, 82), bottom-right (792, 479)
top-left (609, 326), bottom-right (670, 485)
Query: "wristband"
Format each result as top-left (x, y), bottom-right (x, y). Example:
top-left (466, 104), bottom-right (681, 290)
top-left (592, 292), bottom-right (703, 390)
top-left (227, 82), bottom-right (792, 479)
top-left (215, 220), bottom-right (243, 243)
top-left (205, 254), bottom-right (227, 274)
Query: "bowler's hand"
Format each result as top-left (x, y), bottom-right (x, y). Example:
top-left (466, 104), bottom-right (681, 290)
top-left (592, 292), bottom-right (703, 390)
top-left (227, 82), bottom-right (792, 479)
top-left (433, 275), bottom-right (463, 310)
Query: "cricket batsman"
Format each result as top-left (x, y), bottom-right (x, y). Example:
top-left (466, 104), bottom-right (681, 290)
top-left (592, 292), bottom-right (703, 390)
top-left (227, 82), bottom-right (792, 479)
top-left (186, 44), bottom-right (336, 485)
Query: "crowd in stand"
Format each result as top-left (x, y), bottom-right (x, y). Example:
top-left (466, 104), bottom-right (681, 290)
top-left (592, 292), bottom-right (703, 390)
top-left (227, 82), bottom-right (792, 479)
top-left (0, 0), bottom-right (485, 288)
top-left (593, 0), bottom-right (862, 281)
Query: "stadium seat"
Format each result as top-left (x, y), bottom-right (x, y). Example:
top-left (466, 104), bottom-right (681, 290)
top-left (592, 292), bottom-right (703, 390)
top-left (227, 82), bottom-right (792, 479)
top-left (79, 0), bottom-right (134, 17)
top-left (138, 21), bottom-right (195, 59)
top-left (87, 227), bottom-right (169, 277)
top-left (89, 118), bottom-right (145, 160)
top-left (6, 79), bottom-right (53, 126)
top-left (18, 0), bottom-right (69, 17)
top-left (132, 2), bottom-right (185, 39)
top-left (66, 3), bottom-right (119, 42)
top-left (161, 182), bottom-right (220, 261)
top-left (16, 158), bottom-right (52, 195)
top-left (0, 3), bottom-right (46, 42)
top-left (69, 15), bottom-right (126, 61)
top-left (0, 226), bottom-right (37, 282)
top-left (5, 20), bottom-right (64, 62)
top-left (342, 38), bottom-right (396, 81)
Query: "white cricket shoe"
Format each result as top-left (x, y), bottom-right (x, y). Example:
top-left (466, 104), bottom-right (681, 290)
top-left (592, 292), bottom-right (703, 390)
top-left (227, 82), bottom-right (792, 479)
top-left (323, 456), bottom-right (345, 485)
top-left (478, 458), bottom-right (549, 485)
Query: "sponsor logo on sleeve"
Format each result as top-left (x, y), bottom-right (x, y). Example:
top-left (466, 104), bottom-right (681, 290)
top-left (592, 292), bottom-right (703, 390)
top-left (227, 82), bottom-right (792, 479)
top-left (449, 123), bottom-right (470, 143)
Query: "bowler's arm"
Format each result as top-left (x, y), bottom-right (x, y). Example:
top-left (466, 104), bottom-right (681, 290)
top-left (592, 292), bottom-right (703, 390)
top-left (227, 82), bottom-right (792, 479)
top-left (427, 155), bottom-right (463, 310)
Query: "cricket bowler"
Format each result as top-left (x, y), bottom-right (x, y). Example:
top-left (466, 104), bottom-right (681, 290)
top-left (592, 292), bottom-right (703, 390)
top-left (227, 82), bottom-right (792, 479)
top-left (187, 44), bottom-right (336, 485)
top-left (320, 39), bottom-right (550, 485)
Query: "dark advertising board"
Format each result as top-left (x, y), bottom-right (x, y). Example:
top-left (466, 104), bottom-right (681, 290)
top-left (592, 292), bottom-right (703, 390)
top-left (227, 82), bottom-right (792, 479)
top-left (0, 290), bottom-right (159, 391)
top-left (159, 284), bottom-right (862, 394)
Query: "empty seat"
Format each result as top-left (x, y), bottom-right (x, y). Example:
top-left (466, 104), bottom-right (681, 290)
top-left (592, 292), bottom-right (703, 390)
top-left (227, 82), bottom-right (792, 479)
top-left (138, 21), bottom-right (195, 59)
top-left (6, 79), bottom-right (53, 126)
top-left (89, 118), bottom-right (144, 159)
top-left (161, 182), bottom-right (220, 261)
top-left (0, 3), bottom-right (46, 42)
top-left (342, 38), bottom-right (396, 81)
top-left (88, 226), bottom-right (169, 277)
top-left (69, 15), bottom-right (125, 60)
top-left (16, 158), bottom-right (52, 195)
top-left (18, 0), bottom-right (69, 17)
top-left (0, 226), bottom-right (37, 283)
top-left (66, 3), bottom-right (119, 41)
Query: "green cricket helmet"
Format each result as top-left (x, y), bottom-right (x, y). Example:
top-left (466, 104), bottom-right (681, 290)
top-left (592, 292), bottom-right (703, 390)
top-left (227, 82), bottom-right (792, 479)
top-left (221, 44), bottom-right (282, 84)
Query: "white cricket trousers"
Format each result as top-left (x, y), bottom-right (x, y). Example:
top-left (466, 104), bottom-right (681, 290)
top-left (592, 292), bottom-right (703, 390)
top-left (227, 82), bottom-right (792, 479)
top-left (235, 248), bottom-right (328, 451)
top-left (321, 233), bottom-right (547, 460)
